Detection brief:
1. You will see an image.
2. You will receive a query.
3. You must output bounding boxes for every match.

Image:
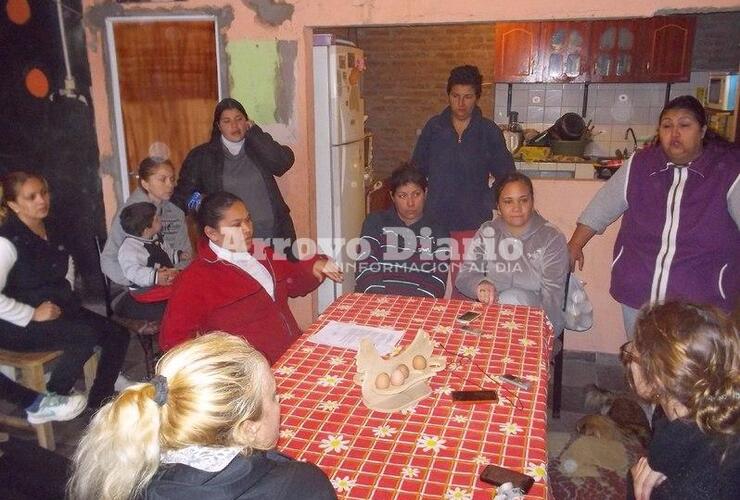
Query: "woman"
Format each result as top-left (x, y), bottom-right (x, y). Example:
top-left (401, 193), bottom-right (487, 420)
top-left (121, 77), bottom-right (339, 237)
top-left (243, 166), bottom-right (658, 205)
top-left (69, 332), bottom-right (336, 500)
top-left (622, 302), bottom-right (739, 500)
top-left (456, 172), bottom-right (569, 332)
top-left (411, 65), bottom-right (515, 232)
top-left (160, 191), bottom-right (341, 364)
top-left (173, 98), bottom-right (296, 242)
top-left (101, 157), bottom-right (191, 287)
top-left (0, 171), bottom-right (129, 409)
top-left (569, 95), bottom-right (739, 335)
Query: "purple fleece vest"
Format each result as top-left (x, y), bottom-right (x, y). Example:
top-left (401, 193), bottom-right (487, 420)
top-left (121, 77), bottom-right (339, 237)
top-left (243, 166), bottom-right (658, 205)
top-left (610, 143), bottom-right (739, 312)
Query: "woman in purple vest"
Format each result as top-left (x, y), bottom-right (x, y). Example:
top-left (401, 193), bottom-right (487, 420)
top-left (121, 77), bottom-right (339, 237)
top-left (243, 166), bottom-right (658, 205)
top-left (568, 96), bottom-right (739, 336)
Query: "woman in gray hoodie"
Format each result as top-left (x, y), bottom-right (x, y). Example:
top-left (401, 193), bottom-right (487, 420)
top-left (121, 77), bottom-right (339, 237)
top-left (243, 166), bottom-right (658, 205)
top-left (455, 172), bottom-right (569, 332)
top-left (101, 157), bottom-right (192, 288)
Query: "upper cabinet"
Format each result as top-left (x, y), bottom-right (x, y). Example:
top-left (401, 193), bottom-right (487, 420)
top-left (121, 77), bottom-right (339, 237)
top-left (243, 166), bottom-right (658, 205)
top-left (493, 16), bottom-right (696, 83)
top-left (641, 16), bottom-right (696, 82)
top-left (589, 19), bottom-right (641, 83)
top-left (493, 23), bottom-right (542, 82)
top-left (540, 22), bottom-right (591, 83)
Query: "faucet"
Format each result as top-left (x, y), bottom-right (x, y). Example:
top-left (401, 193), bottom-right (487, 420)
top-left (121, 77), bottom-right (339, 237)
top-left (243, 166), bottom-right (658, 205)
top-left (625, 128), bottom-right (638, 154)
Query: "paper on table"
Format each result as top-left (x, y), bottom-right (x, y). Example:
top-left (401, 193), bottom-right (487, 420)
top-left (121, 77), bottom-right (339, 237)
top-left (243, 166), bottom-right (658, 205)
top-left (307, 321), bottom-right (404, 356)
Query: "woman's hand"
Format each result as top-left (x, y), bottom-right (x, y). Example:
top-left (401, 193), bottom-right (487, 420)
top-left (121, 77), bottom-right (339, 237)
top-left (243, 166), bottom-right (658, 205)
top-left (631, 457), bottom-right (667, 500)
top-left (567, 240), bottom-right (585, 271)
top-left (156, 268), bottom-right (178, 286)
top-left (476, 281), bottom-right (497, 305)
top-left (313, 258), bottom-right (343, 283)
top-left (567, 224), bottom-right (597, 271)
top-left (32, 301), bottom-right (61, 322)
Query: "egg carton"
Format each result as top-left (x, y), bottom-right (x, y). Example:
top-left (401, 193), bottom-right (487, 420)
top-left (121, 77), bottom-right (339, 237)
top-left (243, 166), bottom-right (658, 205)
top-left (354, 330), bottom-right (446, 413)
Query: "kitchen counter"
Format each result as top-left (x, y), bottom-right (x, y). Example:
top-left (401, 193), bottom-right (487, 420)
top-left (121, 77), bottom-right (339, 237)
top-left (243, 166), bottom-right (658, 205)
top-left (515, 160), bottom-right (601, 180)
top-left (531, 178), bottom-right (624, 354)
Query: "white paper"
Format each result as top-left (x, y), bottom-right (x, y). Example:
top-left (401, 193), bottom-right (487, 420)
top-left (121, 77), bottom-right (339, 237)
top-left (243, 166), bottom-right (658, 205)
top-left (307, 321), bottom-right (404, 355)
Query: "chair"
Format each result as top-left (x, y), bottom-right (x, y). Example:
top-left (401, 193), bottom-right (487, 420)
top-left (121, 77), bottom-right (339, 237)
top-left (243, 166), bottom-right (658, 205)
top-left (551, 272), bottom-right (571, 419)
top-left (94, 236), bottom-right (160, 379)
top-left (0, 349), bottom-right (97, 450)
top-left (365, 179), bottom-right (392, 215)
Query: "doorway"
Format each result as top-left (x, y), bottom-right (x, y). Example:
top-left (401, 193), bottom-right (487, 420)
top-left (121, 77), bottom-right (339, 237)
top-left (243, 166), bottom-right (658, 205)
top-left (105, 16), bottom-right (222, 197)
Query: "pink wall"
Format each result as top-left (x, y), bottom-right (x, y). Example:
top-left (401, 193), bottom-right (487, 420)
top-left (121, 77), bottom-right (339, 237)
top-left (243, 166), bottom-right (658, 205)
top-left (82, 0), bottom-right (736, 344)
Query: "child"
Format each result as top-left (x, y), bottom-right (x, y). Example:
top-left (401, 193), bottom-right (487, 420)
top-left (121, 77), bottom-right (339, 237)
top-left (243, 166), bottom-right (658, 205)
top-left (118, 202), bottom-right (181, 289)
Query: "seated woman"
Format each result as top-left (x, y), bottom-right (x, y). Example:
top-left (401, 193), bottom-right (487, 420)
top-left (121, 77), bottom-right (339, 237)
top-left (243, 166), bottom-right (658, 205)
top-left (101, 157), bottom-right (191, 319)
top-left (0, 372), bottom-right (86, 424)
top-left (455, 172), bottom-right (569, 332)
top-left (355, 164), bottom-right (449, 298)
top-left (69, 332), bottom-right (337, 500)
top-left (0, 172), bottom-right (130, 409)
top-left (623, 302), bottom-right (739, 500)
top-left (159, 192), bottom-right (341, 364)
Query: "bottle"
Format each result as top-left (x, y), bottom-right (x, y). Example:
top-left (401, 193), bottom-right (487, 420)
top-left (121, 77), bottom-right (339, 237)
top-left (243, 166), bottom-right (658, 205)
top-left (504, 111), bottom-right (523, 153)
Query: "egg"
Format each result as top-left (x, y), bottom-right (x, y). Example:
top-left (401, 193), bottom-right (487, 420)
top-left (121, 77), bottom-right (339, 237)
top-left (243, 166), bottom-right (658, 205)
top-left (412, 355), bottom-right (427, 370)
top-left (396, 364), bottom-right (410, 379)
top-left (375, 372), bottom-right (390, 390)
top-left (390, 367), bottom-right (406, 386)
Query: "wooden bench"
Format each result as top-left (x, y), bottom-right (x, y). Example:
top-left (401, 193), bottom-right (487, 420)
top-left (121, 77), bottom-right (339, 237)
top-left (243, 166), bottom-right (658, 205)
top-left (0, 349), bottom-right (97, 451)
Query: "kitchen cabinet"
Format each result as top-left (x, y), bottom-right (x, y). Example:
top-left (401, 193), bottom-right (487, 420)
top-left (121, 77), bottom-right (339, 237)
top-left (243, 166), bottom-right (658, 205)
top-left (589, 19), bottom-right (641, 83)
top-left (640, 16), bottom-right (696, 82)
top-left (540, 22), bottom-right (591, 83)
top-left (493, 23), bottom-right (542, 82)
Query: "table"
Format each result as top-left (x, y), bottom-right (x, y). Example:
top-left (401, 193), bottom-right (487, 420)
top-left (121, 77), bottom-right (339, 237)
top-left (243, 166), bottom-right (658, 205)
top-left (275, 293), bottom-right (553, 499)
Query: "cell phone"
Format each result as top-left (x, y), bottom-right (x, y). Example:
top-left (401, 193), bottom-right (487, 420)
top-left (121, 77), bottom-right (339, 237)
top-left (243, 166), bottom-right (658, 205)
top-left (456, 311), bottom-right (481, 324)
top-left (451, 390), bottom-right (498, 404)
top-left (500, 374), bottom-right (531, 391)
top-left (479, 464), bottom-right (535, 493)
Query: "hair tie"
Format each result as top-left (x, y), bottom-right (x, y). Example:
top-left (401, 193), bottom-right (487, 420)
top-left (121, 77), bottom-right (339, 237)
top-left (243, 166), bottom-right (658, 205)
top-left (150, 375), bottom-right (168, 406)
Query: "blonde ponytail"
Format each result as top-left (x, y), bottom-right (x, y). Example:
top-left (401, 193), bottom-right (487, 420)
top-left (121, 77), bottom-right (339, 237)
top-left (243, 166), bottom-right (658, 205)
top-left (68, 383), bottom-right (162, 500)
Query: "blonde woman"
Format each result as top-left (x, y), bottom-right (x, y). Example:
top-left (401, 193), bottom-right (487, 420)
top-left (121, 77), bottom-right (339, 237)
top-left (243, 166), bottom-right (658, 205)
top-left (621, 302), bottom-right (739, 500)
top-left (68, 332), bottom-right (336, 500)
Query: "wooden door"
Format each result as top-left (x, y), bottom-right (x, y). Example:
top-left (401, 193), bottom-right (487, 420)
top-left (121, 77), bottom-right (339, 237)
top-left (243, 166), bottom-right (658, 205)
top-left (540, 21), bottom-right (591, 83)
top-left (589, 20), bottom-right (641, 83)
top-left (493, 23), bottom-right (542, 82)
top-left (111, 19), bottom-right (219, 195)
top-left (641, 16), bottom-right (696, 82)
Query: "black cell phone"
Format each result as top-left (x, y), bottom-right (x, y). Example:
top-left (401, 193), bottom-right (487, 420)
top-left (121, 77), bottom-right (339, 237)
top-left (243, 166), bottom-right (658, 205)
top-left (479, 464), bottom-right (534, 493)
top-left (456, 311), bottom-right (481, 324)
top-left (450, 390), bottom-right (498, 404)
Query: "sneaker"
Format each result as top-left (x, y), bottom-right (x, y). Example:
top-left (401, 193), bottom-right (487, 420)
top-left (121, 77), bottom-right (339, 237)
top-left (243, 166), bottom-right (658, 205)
top-left (114, 373), bottom-right (137, 391)
top-left (26, 393), bottom-right (88, 424)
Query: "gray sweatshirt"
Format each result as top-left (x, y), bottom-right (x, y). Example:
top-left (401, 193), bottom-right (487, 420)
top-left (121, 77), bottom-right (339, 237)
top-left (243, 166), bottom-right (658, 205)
top-left (455, 212), bottom-right (569, 332)
top-left (101, 188), bottom-right (192, 286)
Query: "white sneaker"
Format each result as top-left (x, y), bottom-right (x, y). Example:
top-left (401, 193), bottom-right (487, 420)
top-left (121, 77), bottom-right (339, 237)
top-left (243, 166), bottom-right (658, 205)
top-left (114, 373), bottom-right (137, 391)
top-left (26, 393), bottom-right (88, 424)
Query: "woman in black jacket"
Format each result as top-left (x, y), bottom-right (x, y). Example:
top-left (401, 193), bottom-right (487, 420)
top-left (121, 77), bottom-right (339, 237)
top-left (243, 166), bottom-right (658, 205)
top-left (69, 332), bottom-right (336, 500)
top-left (622, 302), bottom-right (739, 500)
top-left (173, 98), bottom-right (297, 242)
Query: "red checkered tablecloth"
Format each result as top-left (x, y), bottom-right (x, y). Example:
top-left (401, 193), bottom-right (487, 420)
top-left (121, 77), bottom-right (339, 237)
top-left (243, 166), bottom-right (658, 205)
top-left (275, 293), bottom-right (553, 499)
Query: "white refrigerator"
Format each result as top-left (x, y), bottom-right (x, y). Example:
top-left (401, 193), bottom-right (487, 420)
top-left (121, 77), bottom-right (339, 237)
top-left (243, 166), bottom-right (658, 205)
top-left (313, 40), bottom-right (366, 312)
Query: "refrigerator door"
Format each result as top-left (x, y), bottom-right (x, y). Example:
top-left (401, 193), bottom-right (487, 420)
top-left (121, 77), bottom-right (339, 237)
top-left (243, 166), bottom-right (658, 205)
top-left (316, 140), bottom-right (366, 312)
top-left (329, 45), bottom-right (365, 145)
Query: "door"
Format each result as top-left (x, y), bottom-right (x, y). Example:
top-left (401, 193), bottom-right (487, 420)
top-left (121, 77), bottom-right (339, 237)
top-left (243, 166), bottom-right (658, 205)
top-left (540, 21), bottom-right (591, 83)
top-left (107, 18), bottom-right (221, 197)
top-left (493, 23), bottom-right (542, 82)
top-left (641, 16), bottom-right (696, 82)
top-left (589, 20), bottom-right (641, 83)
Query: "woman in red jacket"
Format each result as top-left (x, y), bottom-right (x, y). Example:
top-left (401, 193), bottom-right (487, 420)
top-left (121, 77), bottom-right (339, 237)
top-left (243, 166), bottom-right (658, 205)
top-left (160, 191), bottom-right (342, 364)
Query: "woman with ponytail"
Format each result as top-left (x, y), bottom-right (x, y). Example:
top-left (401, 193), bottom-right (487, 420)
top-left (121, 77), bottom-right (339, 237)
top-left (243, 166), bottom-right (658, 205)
top-left (621, 301), bottom-right (739, 500)
top-left (68, 332), bottom-right (336, 500)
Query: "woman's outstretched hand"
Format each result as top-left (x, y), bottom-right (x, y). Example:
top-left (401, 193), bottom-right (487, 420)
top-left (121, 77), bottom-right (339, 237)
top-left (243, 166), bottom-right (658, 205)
top-left (32, 301), bottom-right (61, 322)
top-left (313, 258), bottom-right (344, 283)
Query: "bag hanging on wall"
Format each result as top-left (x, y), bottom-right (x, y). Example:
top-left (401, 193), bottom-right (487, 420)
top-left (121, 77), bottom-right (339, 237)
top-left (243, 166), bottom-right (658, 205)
top-left (564, 274), bottom-right (593, 332)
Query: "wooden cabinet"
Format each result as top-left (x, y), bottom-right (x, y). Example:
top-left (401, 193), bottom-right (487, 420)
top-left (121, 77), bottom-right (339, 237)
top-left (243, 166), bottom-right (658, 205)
top-left (589, 19), bottom-right (641, 83)
top-left (640, 16), bottom-right (696, 82)
top-left (539, 22), bottom-right (591, 83)
top-left (493, 23), bottom-right (542, 82)
top-left (493, 16), bottom-right (695, 83)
